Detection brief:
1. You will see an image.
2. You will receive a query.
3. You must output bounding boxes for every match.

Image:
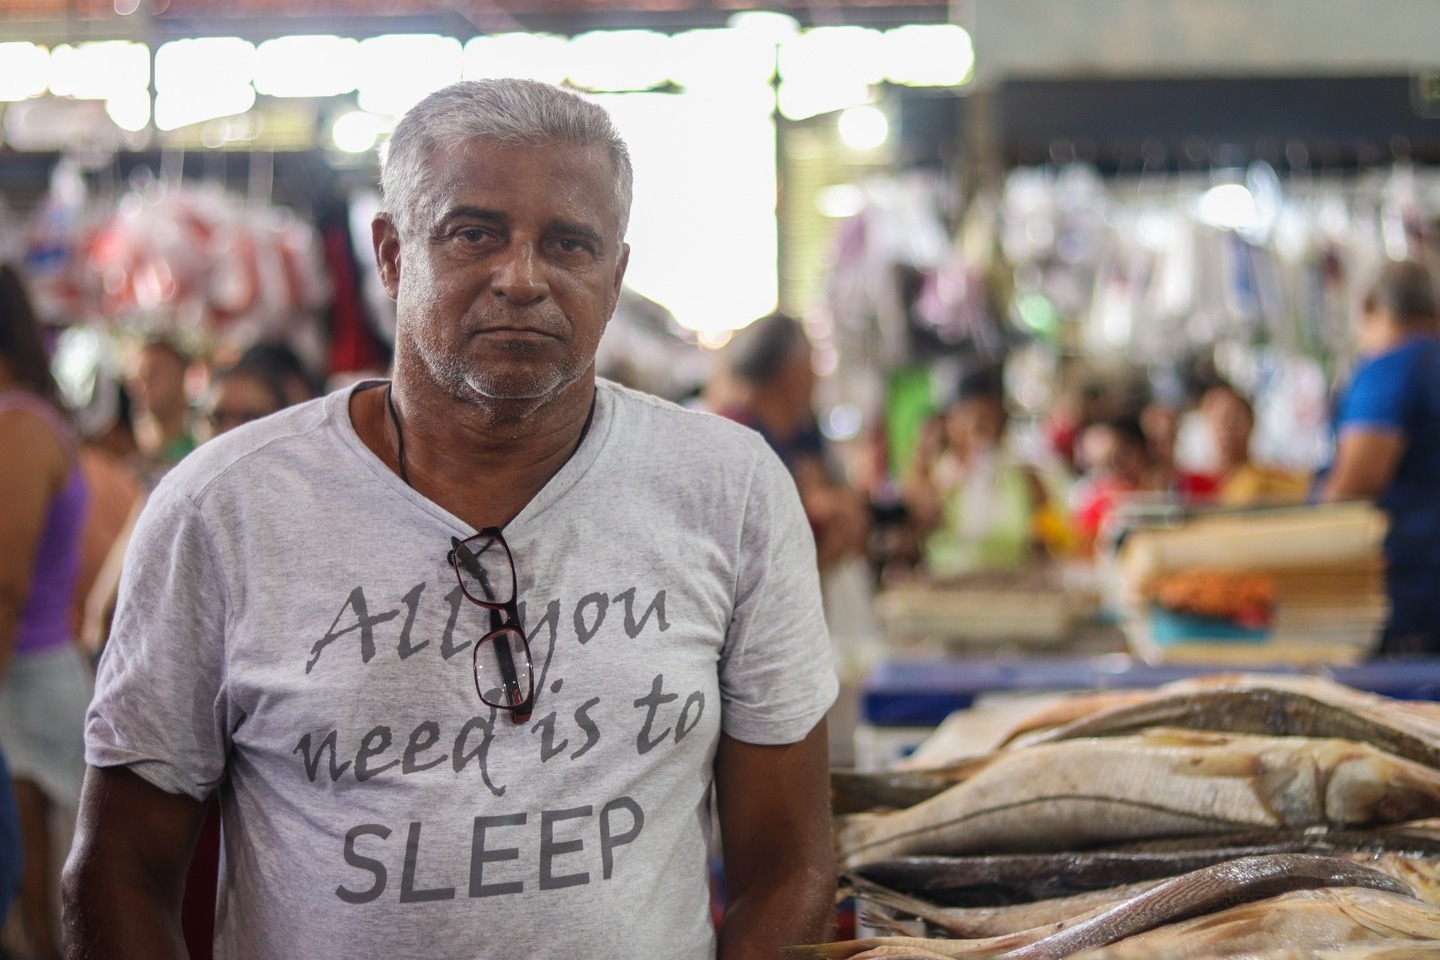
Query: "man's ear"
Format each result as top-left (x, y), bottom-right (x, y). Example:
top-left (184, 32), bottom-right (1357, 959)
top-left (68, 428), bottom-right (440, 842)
top-left (610, 242), bottom-right (630, 307)
top-left (373, 213), bottom-right (402, 300)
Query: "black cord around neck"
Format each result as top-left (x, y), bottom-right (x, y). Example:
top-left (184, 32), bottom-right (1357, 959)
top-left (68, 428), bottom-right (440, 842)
top-left (383, 380), bottom-right (598, 493)
top-left (385, 380), bottom-right (411, 487)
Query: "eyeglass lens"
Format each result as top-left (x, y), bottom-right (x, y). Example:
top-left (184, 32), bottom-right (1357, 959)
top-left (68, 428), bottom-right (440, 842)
top-left (475, 625), bottom-right (533, 710)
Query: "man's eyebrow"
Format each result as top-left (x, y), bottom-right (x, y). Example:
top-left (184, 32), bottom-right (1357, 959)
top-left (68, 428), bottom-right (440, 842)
top-left (548, 219), bottom-right (604, 247)
top-left (437, 205), bottom-right (505, 226)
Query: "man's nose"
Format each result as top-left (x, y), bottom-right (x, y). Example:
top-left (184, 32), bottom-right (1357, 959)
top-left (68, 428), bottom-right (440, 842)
top-left (490, 243), bottom-right (547, 304)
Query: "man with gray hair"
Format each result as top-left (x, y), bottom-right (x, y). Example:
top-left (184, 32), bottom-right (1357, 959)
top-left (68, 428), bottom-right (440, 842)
top-left (63, 79), bottom-right (838, 958)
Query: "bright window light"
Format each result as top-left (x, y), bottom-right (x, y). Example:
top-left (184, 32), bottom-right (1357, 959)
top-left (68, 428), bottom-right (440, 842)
top-left (357, 34), bottom-right (462, 116)
top-left (838, 104), bottom-right (889, 151)
top-left (777, 77), bottom-right (871, 122)
top-left (332, 110), bottom-right (394, 154)
top-left (669, 29), bottom-right (776, 90)
top-left (155, 38), bottom-right (254, 97)
top-left (154, 84), bottom-right (255, 131)
top-left (254, 35), bottom-right (357, 97)
top-left (598, 89), bottom-right (776, 334)
top-left (882, 24), bottom-right (974, 87)
top-left (776, 27), bottom-right (884, 120)
top-left (462, 33), bottom-right (569, 85)
top-left (105, 90), bottom-right (151, 131)
top-left (0, 43), bottom-right (50, 101)
top-left (49, 41), bottom-right (149, 100)
top-left (566, 30), bottom-right (672, 92)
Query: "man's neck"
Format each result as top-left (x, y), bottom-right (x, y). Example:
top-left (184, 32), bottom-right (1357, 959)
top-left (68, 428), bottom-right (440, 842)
top-left (367, 373), bottom-right (596, 531)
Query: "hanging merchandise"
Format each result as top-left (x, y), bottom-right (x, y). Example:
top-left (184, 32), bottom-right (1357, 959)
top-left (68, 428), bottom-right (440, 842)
top-left (823, 169), bottom-right (961, 370)
top-left (21, 159), bottom-right (332, 363)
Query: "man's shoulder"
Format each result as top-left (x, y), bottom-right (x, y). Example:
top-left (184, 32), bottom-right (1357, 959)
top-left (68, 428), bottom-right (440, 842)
top-left (154, 395), bottom-right (336, 503)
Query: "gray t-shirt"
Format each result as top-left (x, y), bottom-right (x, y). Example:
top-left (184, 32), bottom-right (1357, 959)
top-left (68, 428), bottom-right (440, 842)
top-left (86, 379), bottom-right (837, 960)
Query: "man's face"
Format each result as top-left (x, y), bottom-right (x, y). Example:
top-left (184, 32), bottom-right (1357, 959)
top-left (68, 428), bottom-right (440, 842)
top-left (128, 345), bottom-right (187, 420)
top-left (374, 137), bottom-right (629, 406)
top-left (1203, 390), bottom-right (1253, 467)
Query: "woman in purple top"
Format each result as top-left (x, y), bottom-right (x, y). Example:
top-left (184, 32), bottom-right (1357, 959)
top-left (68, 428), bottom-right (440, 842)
top-left (0, 263), bottom-right (91, 960)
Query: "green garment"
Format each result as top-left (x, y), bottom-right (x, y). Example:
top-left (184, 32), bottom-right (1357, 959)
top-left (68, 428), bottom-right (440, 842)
top-left (923, 455), bottom-right (1035, 577)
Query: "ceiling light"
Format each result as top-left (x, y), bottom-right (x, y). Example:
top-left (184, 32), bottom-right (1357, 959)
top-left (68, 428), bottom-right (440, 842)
top-left (0, 43), bottom-right (50, 102)
top-left (254, 36), bottom-right (357, 98)
top-left (356, 34), bottom-right (462, 116)
top-left (462, 33), bottom-right (568, 85)
top-left (49, 41), bottom-right (149, 100)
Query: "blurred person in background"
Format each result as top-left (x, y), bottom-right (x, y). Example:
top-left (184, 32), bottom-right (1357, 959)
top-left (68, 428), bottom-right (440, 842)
top-left (72, 381), bottom-right (144, 659)
top-left (233, 339), bottom-right (321, 406)
top-left (125, 338), bottom-right (196, 487)
top-left (1320, 259), bottom-right (1440, 656)
top-left (903, 368), bottom-right (1049, 577)
top-left (1070, 414), bottom-right (1154, 555)
top-left (0, 263), bottom-right (92, 960)
top-left (197, 363), bottom-right (290, 442)
top-left (721, 311), bottom-right (870, 574)
top-left (1200, 382), bottom-right (1307, 507)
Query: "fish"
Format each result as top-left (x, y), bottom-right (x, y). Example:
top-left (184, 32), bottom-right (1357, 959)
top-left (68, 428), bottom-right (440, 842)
top-left (1062, 887), bottom-right (1440, 959)
top-left (836, 731), bottom-right (1440, 869)
top-left (998, 855), bottom-right (1412, 959)
top-left (853, 830), bottom-right (1440, 907)
top-left (797, 855), bottom-right (1411, 960)
top-left (1012, 686), bottom-right (1440, 771)
top-left (833, 768), bottom-right (971, 816)
top-left (1220, 943), bottom-right (1440, 959)
top-left (858, 853), bottom-right (1440, 940)
top-left (856, 876), bottom-right (1169, 938)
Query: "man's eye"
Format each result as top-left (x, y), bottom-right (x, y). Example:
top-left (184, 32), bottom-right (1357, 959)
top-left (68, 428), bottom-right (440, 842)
top-left (458, 228), bottom-right (488, 243)
top-left (555, 238), bottom-right (587, 255)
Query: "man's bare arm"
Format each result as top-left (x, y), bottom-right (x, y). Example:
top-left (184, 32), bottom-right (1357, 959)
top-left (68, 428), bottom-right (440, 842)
top-left (714, 721), bottom-right (836, 959)
top-left (61, 765), bottom-right (208, 959)
top-left (1321, 428), bottom-right (1407, 503)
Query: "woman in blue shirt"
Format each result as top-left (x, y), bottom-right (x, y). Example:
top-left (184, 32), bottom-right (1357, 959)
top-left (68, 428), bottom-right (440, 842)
top-left (1321, 259), bottom-right (1440, 655)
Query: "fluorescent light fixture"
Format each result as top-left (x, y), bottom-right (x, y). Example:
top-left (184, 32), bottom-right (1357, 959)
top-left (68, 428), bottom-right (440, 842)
top-left (49, 41), bottom-right (149, 100)
top-left (669, 29), bottom-right (777, 90)
top-left (155, 38), bottom-right (254, 98)
top-left (462, 33), bottom-right (569, 85)
top-left (779, 27), bottom-right (884, 84)
top-left (254, 35), bottom-right (357, 98)
top-left (154, 84), bottom-right (256, 131)
top-left (838, 104), bottom-right (888, 151)
top-left (357, 34), bottom-right (462, 116)
top-left (882, 24), bottom-right (974, 87)
top-left (105, 90), bottom-right (152, 131)
top-left (332, 110), bottom-right (394, 154)
top-left (566, 30), bottom-right (672, 92)
top-left (0, 43), bottom-right (50, 101)
top-left (725, 10), bottom-right (800, 43)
